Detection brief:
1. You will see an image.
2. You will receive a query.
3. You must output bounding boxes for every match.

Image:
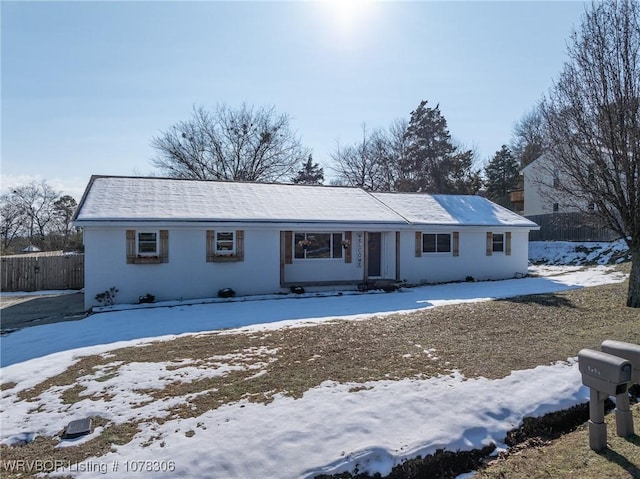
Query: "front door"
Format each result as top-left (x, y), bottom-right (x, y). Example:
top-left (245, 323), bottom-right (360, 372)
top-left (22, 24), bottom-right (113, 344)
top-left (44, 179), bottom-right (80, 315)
top-left (367, 232), bottom-right (382, 277)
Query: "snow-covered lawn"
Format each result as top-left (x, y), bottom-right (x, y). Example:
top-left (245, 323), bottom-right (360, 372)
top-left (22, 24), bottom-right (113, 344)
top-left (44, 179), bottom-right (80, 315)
top-left (0, 263), bottom-right (629, 478)
top-left (0, 265), bottom-right (626, 368)
top-left (528, 238), bottom-right (630, 265)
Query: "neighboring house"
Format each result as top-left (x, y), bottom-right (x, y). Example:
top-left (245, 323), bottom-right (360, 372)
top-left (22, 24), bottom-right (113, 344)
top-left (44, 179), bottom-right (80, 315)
top-left (73, 176), bottom-right (539, 309)
top-left (522, 153), bottom-right (588, 216)
top-left (520, 154), bottom-right (618, 241)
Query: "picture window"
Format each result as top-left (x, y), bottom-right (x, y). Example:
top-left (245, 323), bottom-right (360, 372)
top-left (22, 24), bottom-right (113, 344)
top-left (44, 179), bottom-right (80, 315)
top-left (422, 233), bottom-right (451, 253)
top-left (294, 233), bottom-right (343, 260)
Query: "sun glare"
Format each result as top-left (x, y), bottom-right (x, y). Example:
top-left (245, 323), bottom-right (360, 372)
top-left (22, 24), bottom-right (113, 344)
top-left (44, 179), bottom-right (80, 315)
top-left (319, 0), bottom-right (376, 50)
top-left (325, 0), bottom-right (368, 30)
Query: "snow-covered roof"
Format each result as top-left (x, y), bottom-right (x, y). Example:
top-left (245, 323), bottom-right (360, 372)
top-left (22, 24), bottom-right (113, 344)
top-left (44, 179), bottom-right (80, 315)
top-left (74, 176), bottom-right (404, 225)
top-left (74, 176), bottom-right (538, 228)
top-left (372, 192), bottom-right (539, 228)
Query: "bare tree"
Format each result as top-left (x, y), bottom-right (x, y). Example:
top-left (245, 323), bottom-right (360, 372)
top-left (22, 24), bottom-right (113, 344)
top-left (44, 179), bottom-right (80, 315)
top-left (511, 106), bottom-right (548, 168)
top-left (331, 120), bottom-right (409, 192)
top-left (377, 118), bottom-right (409, 191)
top-left (330, 124), bottom-right (391, 191)
top-left (0, 180), bottom-right (75, 251)
top-left (0, 198), bottom-right (25, 253)
top-left (151, 104), bottom-right (309, 183)
top-left (540, 0), bottom-right (640, 307)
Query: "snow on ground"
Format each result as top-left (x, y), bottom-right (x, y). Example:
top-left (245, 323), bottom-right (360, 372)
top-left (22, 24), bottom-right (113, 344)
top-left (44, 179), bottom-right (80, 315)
top-left (6, 361), bottom-right (587, 479)
top-left (0, 265), bottom-right (627, 368)
top-left (529, 238), bottom-right (630, 265)
top-left (0, 263), bottom-right (629, 478)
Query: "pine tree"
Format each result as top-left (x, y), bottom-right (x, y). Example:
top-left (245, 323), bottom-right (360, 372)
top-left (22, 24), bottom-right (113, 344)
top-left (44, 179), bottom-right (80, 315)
top-left (292, 155), bottom-right (324, 185)
top-left (398, 100), bottom-right (481, 193)
top-left (484, 145), bottom-right (520, 207)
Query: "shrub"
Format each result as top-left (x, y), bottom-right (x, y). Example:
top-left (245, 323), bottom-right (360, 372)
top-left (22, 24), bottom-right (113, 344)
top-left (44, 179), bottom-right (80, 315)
top-left (217, 288), bottom-right (236, 298)
top-left (95, 287), bottom-right (118, 307)
top-left (290, 286), bottom-right (305, 295)
top-left (138, 293), bottom-right (155, 304)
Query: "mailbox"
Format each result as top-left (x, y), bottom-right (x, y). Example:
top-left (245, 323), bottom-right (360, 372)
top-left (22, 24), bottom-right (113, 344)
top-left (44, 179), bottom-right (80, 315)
top-left (579, 348), bottom-right (633, 450)
top-left (601, 340), bottom-right (640, 439)
top-left (578, 349), bottom-right (632, 396)
top-left (601, 340), bottom-right (640, 384)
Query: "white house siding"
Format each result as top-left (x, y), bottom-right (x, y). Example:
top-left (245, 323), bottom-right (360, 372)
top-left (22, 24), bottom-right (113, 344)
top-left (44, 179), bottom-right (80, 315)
top-left (523, 154), bottom-right (581, 216)
top-left (398, 229), bottom-right (529, 285)
top-left (84, 226), bottom-right (531, 308)
top-left (83, 226), bottom-right (282, 309)
top-left (84, 227), bottom-right (404, 308)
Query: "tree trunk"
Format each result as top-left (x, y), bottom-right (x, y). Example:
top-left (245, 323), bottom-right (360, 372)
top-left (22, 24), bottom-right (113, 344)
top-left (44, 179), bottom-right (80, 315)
top-left (628, 245), bottom-right (640, 308)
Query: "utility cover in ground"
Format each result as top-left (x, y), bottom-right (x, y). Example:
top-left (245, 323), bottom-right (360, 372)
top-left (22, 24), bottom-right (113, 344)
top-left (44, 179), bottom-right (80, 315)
top-left (63, 418), bottom-right (92, 439)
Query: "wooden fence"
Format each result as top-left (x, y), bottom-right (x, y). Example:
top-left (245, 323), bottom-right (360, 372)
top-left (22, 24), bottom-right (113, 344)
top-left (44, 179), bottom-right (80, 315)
top-left (527, 213), bottom-right (620, 242)
top-left (1, 252), bottom-right (84, 292)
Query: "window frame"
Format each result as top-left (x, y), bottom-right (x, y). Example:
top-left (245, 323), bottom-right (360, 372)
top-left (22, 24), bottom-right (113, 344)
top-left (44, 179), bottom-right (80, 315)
top-left (492, 233), bottom-right (505, 254)
top-left (293, 232), bottom-right (344, 260)
top-left (136, 231), bottom-right (159, 257)
top-left (422, 233), bottom-right (452, 254)
top-left (215, 231), bottom-right (236, 256)
top-left (127, 229), bottom-right (168, 264)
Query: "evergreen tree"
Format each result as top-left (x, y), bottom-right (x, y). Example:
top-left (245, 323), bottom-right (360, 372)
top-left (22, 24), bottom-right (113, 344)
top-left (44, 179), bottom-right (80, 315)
top-left (398, 100), bottom-right (481, 194)
top-left (484, 145), bottom-right (520, 207)
top-left (292, 154), bottom-right (324, 185)
top-left (447, 149), bottom-right (483, 195)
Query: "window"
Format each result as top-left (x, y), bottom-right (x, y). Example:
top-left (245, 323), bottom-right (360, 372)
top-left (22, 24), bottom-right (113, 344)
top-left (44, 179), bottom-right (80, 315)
top-left (206, 230), bottom-right (244, 262)
top-left (422, 233), bottom-right (451, 253)
top-left (215, 231), bottom-right (235, 255)
top-left (126, 230), bottom-right (168, 264)
top-left (137, 232), bottom-right (158, 255)
top-left (492, 233), bottom-right (504, 253)
top-left (552, 202), bottom-right (559, 212)
top-left (294, 233), bottom-right (343, 260)
top-left (486, 231), bottom-right (510, 256)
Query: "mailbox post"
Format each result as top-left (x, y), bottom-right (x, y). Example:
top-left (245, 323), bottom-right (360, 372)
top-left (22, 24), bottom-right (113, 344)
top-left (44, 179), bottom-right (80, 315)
top-left (601, 340), bottom-right (640, 437)
top-left (578, 349), bottom-right (632, 451)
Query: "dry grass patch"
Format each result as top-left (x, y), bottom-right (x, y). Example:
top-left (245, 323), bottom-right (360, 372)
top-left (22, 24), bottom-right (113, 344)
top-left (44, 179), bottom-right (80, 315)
top-left (1, 381), bottom-right (17, 391)
top-left (4, 273), bottom-right (640, 477)
top-left (408, 282), bottom-right (640, 379)
top-left (0, 417), bottom-right (138, 479)
top-left (478, 403), bottom-right (640, 479)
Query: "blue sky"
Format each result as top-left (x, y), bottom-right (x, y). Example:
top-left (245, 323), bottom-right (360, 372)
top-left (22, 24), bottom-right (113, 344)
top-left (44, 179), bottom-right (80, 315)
top-left (2, 1), bottom-right (587, 200)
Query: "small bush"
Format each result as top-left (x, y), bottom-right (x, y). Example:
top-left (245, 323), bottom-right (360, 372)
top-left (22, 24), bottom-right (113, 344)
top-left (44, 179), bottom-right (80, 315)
top-left (95, 287), bottom-right (118, 307)
top-left (138, 293), bottom-right (155, 304)
top-left (465, 276), bottom-right (475, 282)
top-left (217, 288), bottom-right (236, 298)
